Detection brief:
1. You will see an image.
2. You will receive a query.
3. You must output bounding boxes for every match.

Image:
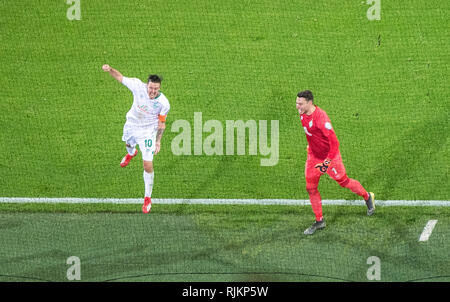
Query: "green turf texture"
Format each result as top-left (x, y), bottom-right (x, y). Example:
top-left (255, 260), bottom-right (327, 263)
top-left (0, 203), bottom-right (449, 282)
top-left (0, 0), bottom-right (449, 283)
top-left (1, 0), bottom-right (449, 200)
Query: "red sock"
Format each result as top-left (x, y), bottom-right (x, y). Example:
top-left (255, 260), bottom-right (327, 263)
top-left (307, 188), bottom-right (323, 221)
top-left (344, 179), bottom-right (369, 200)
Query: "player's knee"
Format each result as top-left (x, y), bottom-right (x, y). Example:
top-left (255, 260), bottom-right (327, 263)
top-left (306, 178), bottom-right (319, 195)
top-left (306, 189), bottom-right (318, 197)
top-left (143, 161), bottom-right (154, 173)
top-left (306, 185), bottom-right (318, 195)
top-left (336, 175), bottom-right (350, 187)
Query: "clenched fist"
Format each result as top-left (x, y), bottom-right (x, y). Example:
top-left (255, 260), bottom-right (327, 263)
top-left (102, 64), bottom-right (111, 72)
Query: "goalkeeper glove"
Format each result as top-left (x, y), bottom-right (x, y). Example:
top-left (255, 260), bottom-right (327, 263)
top-left (315, 159), bottom-right (331, 173)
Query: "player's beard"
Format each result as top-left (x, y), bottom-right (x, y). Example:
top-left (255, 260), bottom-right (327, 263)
top-left (148, 91), bottom-right (158, 99)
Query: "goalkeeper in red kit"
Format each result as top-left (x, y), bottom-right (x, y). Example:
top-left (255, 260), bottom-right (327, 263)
top-left (296, 90), bottom-right (375, 235)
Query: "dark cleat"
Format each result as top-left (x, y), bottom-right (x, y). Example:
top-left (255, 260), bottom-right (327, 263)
top-left (304, 219), bottom-right (326, 235)
top-left (365, 192), bottom-right (375, 216)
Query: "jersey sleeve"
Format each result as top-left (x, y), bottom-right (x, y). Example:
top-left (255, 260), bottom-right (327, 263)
top-left (121, 77), bottom-right (143, 94)
top-left (321, 115), bottom-right (340, 160)
top-left (158, 98), bottom-right (170, 122)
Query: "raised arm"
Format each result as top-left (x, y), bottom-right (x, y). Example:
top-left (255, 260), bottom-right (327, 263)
top-left (102, 64), bottom-right (123, 83)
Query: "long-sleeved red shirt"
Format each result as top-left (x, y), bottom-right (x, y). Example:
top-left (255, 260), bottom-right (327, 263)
top-left (299, 106), bottom-right (339, 160)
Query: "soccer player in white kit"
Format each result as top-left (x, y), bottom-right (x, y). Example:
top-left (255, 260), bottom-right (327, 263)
top-left (102, 64), bottom-right (170, 213)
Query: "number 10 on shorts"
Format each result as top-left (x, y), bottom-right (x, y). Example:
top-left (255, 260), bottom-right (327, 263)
top-left (145, 139), bottom-right (153, 148)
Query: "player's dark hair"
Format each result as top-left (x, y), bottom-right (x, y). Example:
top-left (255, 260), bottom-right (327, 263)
top-left (148, 74), bottom-right (162, 84)
top-left (297, 90), bottom-right (314, 102)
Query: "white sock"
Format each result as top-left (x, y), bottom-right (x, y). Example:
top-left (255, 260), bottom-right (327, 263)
top-left (126, 145), bottom-right (136, 156)
top-left (143, 171), bottom-right (154, 197)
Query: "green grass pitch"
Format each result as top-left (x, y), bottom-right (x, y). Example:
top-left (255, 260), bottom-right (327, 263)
top-left (1, 203), bottom-right (449, 282)
top-left (0, 0), bottom-right (449, 282)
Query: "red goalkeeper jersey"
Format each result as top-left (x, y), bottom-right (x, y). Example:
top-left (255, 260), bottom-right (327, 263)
top-left (299, 106), bottom-right (340, 160)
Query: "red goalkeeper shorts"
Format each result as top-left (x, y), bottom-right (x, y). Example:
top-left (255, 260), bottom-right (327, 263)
top-left (305, 147), bottom-right (347, 187)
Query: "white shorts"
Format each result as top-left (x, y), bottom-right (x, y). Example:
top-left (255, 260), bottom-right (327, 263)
top-left (122, 123), bottom-right (157, 162)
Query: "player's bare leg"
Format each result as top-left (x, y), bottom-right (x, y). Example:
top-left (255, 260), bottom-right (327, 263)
top-left (142, 160), bottom-right (154, 213)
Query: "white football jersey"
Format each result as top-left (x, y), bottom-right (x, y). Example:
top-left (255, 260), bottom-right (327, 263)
top-left (121, 77), bottom-right (170, 129)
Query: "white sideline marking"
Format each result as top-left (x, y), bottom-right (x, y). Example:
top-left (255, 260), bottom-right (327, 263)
top-left (0, 197), bottom-right (449, 206)
top-left (419, 220), bottom-right (438, 242)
